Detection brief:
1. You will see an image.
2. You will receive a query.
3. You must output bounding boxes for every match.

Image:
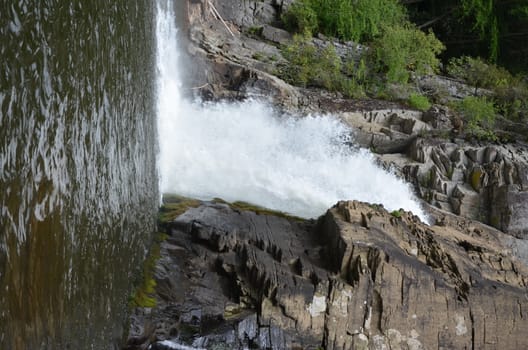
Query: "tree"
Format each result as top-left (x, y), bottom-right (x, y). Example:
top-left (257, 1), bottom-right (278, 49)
top-left (404, 0), bottom-right (528, 70)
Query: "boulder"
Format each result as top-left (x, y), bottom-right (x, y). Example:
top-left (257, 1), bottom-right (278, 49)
top-left (125, 201), bottom-right (528, 349)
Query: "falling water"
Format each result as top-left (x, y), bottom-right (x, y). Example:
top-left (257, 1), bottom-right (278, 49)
top-left (0, 2), bottom-right (158, 348)
top-left (156, 2), bottom-right (428, 222)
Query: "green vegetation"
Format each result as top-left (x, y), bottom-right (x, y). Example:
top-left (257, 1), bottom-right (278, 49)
top-left (406, 0), bottom-right (528, 69)
top-left (280, 34), bottom-right (369, 98)
top-left (282, 0), bottom-right (406, 42)
top-left (131, 195), bottom-right (201, 309)
top-left (278, 1), bottom-right (527, 142)
top-left (390, 209), bottom-right (402, 218)
top-left (129, 233), bottom-right (167, 308)
top-left (280, 33), bottom-right (342, 91)
top-left (447, 56), bottom-right (511, 93)
top-left (369, 25), bottom-right (444, 84)
top-left (280, 1), bottom-right (444, 96)
top-left (158, 194), bottom-right (201, 223)
top-left (246, 26), bottom-right (263, 37)
top-left (252, 52), bottom-right (264, 61)
top-left (281, 1), bottom-right (318, 35)
top-left (228, 200), bottom-right (304, 221)
top-left (448, 56), bottom-right (528, 123)
top-left (408, 93), bottom-right (432, 111)
top-left (452, 96), bottom-right (498, 140)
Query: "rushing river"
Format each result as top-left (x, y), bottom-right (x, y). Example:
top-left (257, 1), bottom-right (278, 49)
top-left (0, 0), bottom-right (429, 348)
top-left (0, 1), bottom-right (158, 349)
top-left (157, 2), bottom-right (428, 221)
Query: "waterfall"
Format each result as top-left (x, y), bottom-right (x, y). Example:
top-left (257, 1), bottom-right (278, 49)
top-left (156, 2), bottom-right (428, 222)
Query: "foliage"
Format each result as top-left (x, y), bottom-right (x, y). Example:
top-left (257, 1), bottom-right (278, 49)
top-left (246, 26), bottom-right (263, 37)
top-left (390, 209), bottom-right (402, 218)
top-left (280, 34), bottom-right (370, 97)
top-left (281, 1), bottom-right (318, 35)
top-left (408, 93), bottom-right (431, 111)
top-left (282, 0), bottom-right (407, 42)
top-left (280, 34), bottom-right (341, 90)
top-left (460, 0), bottom-right (500, 61)
top-left (447, 56), bottom-right (511, 92)
top-left (368, 25), bottom-right (445, 84)
top-left (404, 0), bottom-right (528, 69)
top-left (453, 96), bottom-right (497, 140)
top-left (494, 76), bottom-right (528, 121)
top-left (447, 56), bottom-right (528, 121)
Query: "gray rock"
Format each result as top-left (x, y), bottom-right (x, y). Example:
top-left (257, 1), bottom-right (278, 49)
top-left (125, 201), bottom-right (528, 349)
top-left (261, 25), bottom-right (291, 45)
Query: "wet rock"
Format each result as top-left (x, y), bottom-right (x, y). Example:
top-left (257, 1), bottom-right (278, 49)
top-left (394, 139), bottom-right (528, 238)
top-left (125, 201), bottom-right (528, 349)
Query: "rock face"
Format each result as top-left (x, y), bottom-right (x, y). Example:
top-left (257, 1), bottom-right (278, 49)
top-left (146, 4), bottom-right (528, 347)
top-left (339, 106), bottom-right (528, 239)
top-left (179, 0), bottom-right (528, 238)
top-left (125, 201), bottom-right (528, 349)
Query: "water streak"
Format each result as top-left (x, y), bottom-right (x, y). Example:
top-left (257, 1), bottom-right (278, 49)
top-left (156, 2), bottom-right (428, 222)
top-left (0, 2), bottom-right (158, 348)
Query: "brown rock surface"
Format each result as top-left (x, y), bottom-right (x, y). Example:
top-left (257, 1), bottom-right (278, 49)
top-left (125, 200), bottom-right (528, 349)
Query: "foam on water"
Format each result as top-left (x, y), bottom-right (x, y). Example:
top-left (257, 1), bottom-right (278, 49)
top-left (156, 2), bottom-right (428, 222)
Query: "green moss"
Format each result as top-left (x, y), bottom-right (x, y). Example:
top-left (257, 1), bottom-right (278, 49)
top-left (446, 166), bottom-right (454, 180)
top-left (129, 233), bottom-right (167, 308)
top-left (390, 209), bottom-right (402, 218)
top-left (228, 200), bottom-right (305, 221)
top-left (246, 26), bottom-right (263, 37)
top-left (490, 215), bottom-right (500, 227)
top-left (158, 194), bottom-right (201, 223)
top-left (408, 93), bottom-right (431, 111)
top-left (470, 169), bottom-right (482, 191)
top-left (252, 52), bottom-right (264, 61)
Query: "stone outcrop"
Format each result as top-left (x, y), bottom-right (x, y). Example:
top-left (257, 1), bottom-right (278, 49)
top-left (124, 2), bottom-right (528, 348)
top-left (125, 200), bottom-right (528, 350)
top-left (179, 0), bottom-right (528, 238)
top-left (335, 105), bottom-right (528, 239)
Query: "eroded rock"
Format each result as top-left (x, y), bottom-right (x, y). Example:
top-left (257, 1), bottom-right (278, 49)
top-left (125, 201), bottom-right (528, 350)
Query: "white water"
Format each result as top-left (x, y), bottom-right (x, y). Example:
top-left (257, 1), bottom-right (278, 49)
top-left (156, 3), bottom-right (428, 222)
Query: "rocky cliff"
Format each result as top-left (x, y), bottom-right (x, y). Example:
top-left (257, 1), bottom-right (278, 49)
top-left (125, 199), bottom-right (528, 349)
top-left (124, 1), bottom-right (528, 348)
top-left (178, 0), bottom-right (528, 238)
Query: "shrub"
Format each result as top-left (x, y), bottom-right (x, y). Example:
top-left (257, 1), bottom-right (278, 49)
top-left (280, 35), bottom-right (370, 97)
top-left (246, 26), bottom-right (263, 37)
top-left (447, 56), bottom-right (512, 93)
top-left (280, 34), bottom-right (341, 90)
top-left (282, 0), bottom-right (407, 42)
top-left (408, 93), bottom-right (431, 111)
top-left (368, 25), bottom-right (445, 84)
top-left (281, 1), bottom-right (318, 35)
top-left (495, 80), bottom-right (528, 121)
top-left (447, 57), bottom-right (528, 121)
top-left (390, 209), bottom-right (402, 218)
top-left (453, 96), bottom-right (497, 140)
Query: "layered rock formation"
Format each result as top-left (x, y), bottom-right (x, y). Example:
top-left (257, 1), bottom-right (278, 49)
top-left (339, 108), bottom-right (528, 239)
top-left (126, 2), bottom-right (528, 349)
top-left (125, 200), bottom-right (528, 349)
